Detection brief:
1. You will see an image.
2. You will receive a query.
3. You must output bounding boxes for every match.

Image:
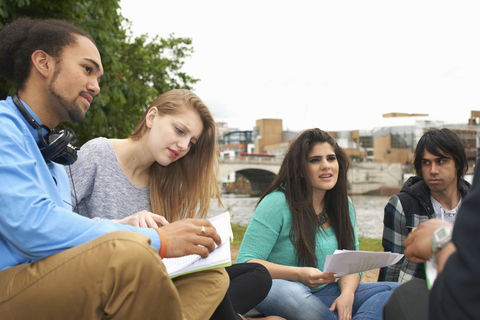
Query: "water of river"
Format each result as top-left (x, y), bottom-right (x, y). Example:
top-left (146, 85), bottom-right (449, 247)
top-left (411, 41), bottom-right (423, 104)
top-left (210, 194), bottom-right (391, 239)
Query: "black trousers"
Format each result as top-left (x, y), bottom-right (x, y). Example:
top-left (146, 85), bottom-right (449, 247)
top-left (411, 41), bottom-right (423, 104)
top-left (383, 278), bottom-right (430, 320)
top-left (210, 263), bottom-right (272, 320)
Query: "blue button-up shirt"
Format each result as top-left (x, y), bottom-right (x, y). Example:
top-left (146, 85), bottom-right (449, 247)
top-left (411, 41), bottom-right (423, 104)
top-left (0, 96), bottom-right (160, 271)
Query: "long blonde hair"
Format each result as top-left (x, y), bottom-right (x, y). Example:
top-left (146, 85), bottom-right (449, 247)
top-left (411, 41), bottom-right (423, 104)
top-left (130, 89), bottom-right (222, 221)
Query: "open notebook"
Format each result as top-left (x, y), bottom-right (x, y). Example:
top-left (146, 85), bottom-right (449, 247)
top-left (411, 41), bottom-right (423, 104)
top-left (162, 212), bottom-right (233, 278)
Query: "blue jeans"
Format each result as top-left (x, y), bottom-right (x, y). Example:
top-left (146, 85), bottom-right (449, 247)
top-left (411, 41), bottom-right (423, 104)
top-left (256, 279), bottom-right (400, 320)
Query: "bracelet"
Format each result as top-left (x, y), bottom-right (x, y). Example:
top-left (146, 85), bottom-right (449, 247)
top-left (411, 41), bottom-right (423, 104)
top-left (155, 228), bottom-right (167, 259)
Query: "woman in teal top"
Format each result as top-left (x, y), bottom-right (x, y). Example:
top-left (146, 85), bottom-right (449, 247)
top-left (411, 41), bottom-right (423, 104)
top-left (237, 129), bottom-right (399, 320)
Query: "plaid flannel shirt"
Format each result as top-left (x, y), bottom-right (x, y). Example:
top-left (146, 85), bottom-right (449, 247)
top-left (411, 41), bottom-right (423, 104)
top-left (378, 176), bottom-right (470, 283)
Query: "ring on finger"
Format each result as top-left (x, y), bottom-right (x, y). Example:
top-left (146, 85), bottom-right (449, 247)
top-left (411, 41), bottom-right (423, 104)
top-left (411, 227), bottom-right (416, 234)
top-left (201, 226), bottom-right (206, 235)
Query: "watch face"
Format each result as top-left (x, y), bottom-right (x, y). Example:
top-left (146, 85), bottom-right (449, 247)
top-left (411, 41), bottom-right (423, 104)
top-left (434, 227), bottom-right (449, 241)
top-left (432, 226), bottom-right (453, 252)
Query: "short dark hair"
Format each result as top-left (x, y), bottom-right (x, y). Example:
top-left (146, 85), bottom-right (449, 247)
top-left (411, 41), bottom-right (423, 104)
top-left (414, 128), bottom-right (468, 189)
top-left (0, 17), bottom-right (95, 90)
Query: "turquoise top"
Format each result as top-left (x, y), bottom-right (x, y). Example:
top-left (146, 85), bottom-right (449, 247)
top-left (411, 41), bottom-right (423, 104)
top-left (237, 190), bottom-right (360, 292)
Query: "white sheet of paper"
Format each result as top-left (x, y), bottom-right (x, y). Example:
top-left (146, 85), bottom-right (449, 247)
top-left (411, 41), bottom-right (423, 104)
top-left (167, 240), bottom-right (231, 276)
top-left (323, 250), bottom-right (404, 276)
top-left (162, 211), bottom-right (233, 277)
top-left (425, 259), bottom-right (438, 289)
top-left (208, 211), bottom-right (234, 245)
top-left (162, 254), bottom-right (200, 274)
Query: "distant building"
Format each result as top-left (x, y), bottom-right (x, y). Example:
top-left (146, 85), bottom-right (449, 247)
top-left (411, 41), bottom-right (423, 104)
top-left (249, 112), bottom-right (480, 168)
top-left (218, 130), bottom-right (254, 158)
top-left (215, 121), bottom-right (229, 146)
top-left (327, 130), bottom-right (371, 162)
top-left (254, 119), bottom-right (291, 161)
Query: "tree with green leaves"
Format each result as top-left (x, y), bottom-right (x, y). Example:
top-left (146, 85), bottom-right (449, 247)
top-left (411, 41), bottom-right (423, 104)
top-left (0, 0), bottom-right (199, 144)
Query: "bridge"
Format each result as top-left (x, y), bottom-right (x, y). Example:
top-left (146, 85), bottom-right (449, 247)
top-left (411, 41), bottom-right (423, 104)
top-left (217, 158), bottom-right (281, 196)
top-left (217, 157), bottom-right (404, 196)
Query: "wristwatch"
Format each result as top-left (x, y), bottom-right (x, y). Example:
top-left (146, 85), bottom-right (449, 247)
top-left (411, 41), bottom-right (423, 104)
top-left (431, 225), bottom-right (453, 264)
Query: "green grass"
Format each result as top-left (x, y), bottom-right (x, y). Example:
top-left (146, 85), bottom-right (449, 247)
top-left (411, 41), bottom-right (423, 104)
top-left (231, 224), bottom-right (246, 250)
top-left (358, 237), bottom-right (383, 252)
top-left (231, 224), bottom-right (383, 252)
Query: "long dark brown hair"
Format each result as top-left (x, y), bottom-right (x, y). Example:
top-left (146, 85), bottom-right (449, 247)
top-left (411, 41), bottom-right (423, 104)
top-left (257, 128), bottom-right (355, 267)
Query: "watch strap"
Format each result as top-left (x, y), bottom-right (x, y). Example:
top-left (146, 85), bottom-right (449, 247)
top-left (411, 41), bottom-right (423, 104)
top-left (431, 225), bottom-right (453, 264)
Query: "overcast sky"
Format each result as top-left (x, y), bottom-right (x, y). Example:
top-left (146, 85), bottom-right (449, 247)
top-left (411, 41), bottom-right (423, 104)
top-left (119, 0), bottom-right (480, 132)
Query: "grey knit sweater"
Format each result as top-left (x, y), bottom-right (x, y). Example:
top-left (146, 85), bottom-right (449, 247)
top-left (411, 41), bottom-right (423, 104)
top-left (66, 137), bottom-right (150, 220)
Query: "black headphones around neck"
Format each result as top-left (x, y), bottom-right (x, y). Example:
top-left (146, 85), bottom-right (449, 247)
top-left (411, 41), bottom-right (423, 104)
top-left (12, 93), bottom-right (78, 165)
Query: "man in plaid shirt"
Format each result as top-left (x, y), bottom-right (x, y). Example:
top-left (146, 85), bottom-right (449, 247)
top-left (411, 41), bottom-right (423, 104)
top-left (378, 128), bottom-right (470, 283)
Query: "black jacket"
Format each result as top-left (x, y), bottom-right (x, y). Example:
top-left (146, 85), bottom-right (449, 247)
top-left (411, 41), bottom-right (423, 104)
top-left (379, 175), bottom-right (470, 282)
top-left (430, 163), bottom-right (479, 319)
top-left (399, 175), bottom-right (470, 221)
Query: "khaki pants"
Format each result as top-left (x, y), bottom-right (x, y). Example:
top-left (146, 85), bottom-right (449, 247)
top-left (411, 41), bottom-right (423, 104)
top-left (0, 231), bottom-right (229, 320)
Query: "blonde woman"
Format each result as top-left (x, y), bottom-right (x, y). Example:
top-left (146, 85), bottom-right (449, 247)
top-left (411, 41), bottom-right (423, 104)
top-left (67, 89), bottom-right (280, 320)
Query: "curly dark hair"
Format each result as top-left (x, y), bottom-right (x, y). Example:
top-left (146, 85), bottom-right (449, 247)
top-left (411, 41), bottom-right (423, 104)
top-left (257, 128), bottom-right (355, 268)
top-left (0, 17), bottom-right (95, 90)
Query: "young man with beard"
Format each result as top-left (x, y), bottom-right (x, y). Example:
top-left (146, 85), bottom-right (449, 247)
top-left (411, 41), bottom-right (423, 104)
top-left (378, 128), bottom-right (470, 283)
top-left (0, 17), bottom-right (228, 319)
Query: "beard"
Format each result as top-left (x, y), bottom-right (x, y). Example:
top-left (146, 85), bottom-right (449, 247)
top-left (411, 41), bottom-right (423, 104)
top-left (47, 64), bottom-right (86, 123)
